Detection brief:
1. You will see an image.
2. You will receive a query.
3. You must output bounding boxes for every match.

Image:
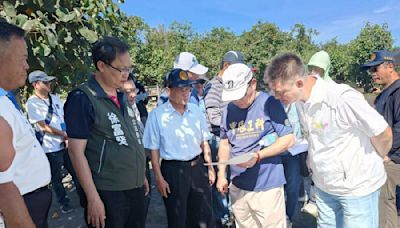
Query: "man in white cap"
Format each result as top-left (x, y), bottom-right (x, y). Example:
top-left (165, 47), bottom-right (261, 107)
top-left (216, 63), bottom-right (295, 228)
top-left (158, 52), bottom-right (208, 106)
top-left (205, 50), bottom-right (245, 226)
top-left (26, 70), bottom-right (74, 214)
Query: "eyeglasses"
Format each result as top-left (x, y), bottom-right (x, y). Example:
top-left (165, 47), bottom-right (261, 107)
top-left (41, 81), bottom-right (52, 85)
top-left (106, 63), bottom-right (134, 74)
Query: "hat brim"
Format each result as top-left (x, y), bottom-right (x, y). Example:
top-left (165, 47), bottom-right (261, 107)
top-left (189, 64), bottom-right (208, 75)
top-left (168, 80), bottom-right (195, 88)
top-left (30, 76), bottom-right (56, 83)
top-left (361, 60), bottom-right (384, 69)
top-left (221, 84), bottom-right (248, 102)
top-left (42, 76), bottom-right (56, 82)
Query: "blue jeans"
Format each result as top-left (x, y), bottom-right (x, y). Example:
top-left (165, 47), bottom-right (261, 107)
top-left (46, 149), bottom-right (69, 206)
top-left (209, 135), bottom-right (231, 224)
top-left (316, 187), bottom-right (380, 228)
top-left (281, 153), bottom-right (302, 221)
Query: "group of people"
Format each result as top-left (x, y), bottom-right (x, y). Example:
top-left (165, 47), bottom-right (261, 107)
top-left (1, 19), bottom-right (400, 228)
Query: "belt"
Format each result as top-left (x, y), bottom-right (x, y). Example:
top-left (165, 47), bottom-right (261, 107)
top-left (24, 185), bottom-right (50, 196)
top-left (163, 154), bottom-right (202, 167)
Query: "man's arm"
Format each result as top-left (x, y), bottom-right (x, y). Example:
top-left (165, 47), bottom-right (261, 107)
top-left (0, 117), bottom-right (35, 227)
top-left (371, 126), bottom-right (392, 158)
top-left (202, 141), bottom-right (215, 185)
top-left (36, 120), bottom-right (67, 138)
top-left (205, 83), bottom-right (222, 127)
top-left (216, 138), bottom-right (230, 193)
top-left (150, 149), bottom-right (170, 197)
top-left (68, 138), bottom-right (105, 228)
top-left (238, 134), bottom-right (295, 169)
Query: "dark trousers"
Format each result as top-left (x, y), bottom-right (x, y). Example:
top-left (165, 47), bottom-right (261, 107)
top-left (144, 158), bottom-right (151, 221)
top-left (23, 188), bottom-right (52, 228)
top-left (282, 153), bottom-right (302, 221)
top-left (161, 156), bottom-right (214, 228)
top-left (83, 187), bottom-right (146, 228)
top-left (209, 135), bottom-right (231, 225)
top-left (46, 150), bottom-right (69, 206)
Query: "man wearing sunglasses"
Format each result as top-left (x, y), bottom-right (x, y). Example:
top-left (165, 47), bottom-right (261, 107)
top-left (64, 37), bottom-right (147, 228)
top-left (26, 70), bottom-right (73, 214)
top-left (362, 50), bottom-right (400, 228)
top-left (265, 53), bottom-right (392, 228)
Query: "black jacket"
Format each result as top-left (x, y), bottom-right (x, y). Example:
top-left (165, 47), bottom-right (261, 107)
top-left (375, 79), bottom-right (400, 163)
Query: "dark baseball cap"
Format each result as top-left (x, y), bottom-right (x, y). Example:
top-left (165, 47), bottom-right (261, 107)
top-left (361, 50), bottom-right (396, 69)
top-left (223, 51), bottom-right (245, 64)
top-left (166, 68), bottom-right (195, 88)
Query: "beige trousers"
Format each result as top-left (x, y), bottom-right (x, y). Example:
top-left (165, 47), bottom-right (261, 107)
top-left (230, 184), bottom-right (286, 228)
top-left (379, 161), bottom-right (400, 228)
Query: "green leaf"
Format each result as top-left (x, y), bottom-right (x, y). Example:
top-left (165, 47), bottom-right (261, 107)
top-left (3, 1), bottom-right (17, 17)
top-left (22, 19), bottom-right (38, 31)
top-left (64, 32), bottom-right (73, 43)
top-left (15, 14), bottom-right (28, 27)
top-left (78, 27), bottom-right (98, 43)
top-left (56, 9), bottom-right (76, 22)
top-left (46, 30), bottom-right (58, 47)
top-left (40, 43), bottom-right (51, 56)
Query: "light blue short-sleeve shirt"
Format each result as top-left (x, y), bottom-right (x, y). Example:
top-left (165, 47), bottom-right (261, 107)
top-left (143, 101), bottom-right (211, 160)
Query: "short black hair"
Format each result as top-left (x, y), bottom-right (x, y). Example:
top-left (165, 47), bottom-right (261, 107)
top-left (0, 21), bottom-right (25, 42)
top-left (91, 36), bottom-right (130, 70)
top-left (264, 53), bottom-right (306, 84)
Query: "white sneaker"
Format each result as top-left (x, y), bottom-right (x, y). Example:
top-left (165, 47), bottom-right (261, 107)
top-left (301, 202), bottom-right (318, 218)
top-left (0, 213), bottom-right (5, 228)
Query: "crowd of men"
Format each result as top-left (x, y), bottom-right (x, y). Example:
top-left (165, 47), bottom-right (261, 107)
top-left (1, 20), bottom-right (400, 228)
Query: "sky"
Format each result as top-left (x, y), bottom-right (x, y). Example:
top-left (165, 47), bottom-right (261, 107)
top-left (120, 0), bottom-right (400, 46)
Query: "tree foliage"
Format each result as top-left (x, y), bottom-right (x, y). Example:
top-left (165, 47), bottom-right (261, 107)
top-left (1, 2), bottom-right (397, 93)
top-left (1, 0), bottom-right (129, 97)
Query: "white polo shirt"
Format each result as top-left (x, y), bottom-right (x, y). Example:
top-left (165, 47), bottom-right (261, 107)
top-left (297, 78), bottom-right (388, 197)
top-left (0, 94), bottom-right (51, 195)
top-left (26, 94), bottom-right (65, 153)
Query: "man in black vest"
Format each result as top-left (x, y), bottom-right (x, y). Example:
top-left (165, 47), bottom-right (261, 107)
top-left (362, 50), bottom-right (400, 228)
top-left (64, 36), bottom-right (148, 228)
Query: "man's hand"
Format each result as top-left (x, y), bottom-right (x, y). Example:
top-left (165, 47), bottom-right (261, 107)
top-left (87, 194), bottom-right (106, 228)
top-left (155, 175), bottom-right (170, 198)
top-left (208, 166), bottom-right (216, 186)
top-left (144, 176), bottom-right (150, 196)
top-left (216, 176), bottom-right (229, 194)
top-left (383, 156), bottom-right (391, 163)
top-left (237, 153), bottom-right (258, 169)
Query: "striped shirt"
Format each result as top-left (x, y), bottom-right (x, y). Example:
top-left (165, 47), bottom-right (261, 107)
top-left (204, 76), bottom-right (229, 136)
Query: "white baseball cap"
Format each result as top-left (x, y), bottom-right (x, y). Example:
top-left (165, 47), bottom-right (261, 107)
top-left (173, 52), bottom-right (208, 75)
top-left (221, 63), bottom-right (253, 102)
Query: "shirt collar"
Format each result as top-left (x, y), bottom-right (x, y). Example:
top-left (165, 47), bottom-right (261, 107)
top-left (165, 100), bottom-right (192, 116)
top-left (88, 74), bottom-right (124, 99)
top-left (0, 88), bottom-right (7, 96)
top-left (305, 76), bottom-right (327, 106)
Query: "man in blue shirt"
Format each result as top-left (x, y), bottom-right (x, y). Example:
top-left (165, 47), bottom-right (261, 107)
top-left (216, 63), bottom-right (295, 228)
top-left (144, 68), bottom-right (215, 228)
